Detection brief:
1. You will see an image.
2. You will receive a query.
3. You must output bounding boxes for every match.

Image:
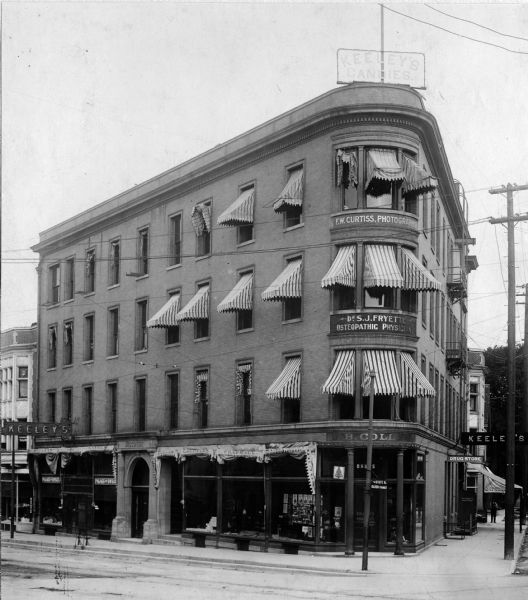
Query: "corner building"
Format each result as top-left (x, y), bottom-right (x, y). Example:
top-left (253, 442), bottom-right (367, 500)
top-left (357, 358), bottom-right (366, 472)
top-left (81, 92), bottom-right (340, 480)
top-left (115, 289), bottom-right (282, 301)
top-left (31, 84), bottom-right (476, 552)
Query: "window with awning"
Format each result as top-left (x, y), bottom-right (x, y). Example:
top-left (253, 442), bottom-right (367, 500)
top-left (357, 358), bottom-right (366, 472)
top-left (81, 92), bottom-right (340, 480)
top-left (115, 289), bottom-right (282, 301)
top-left (322, 350), bottom-right (355, 395)
top-left (400, 353), bottom-right (436, 398)
top-left (366, 149), bottom-right (405, 195)
top-left (266, 356), bottom-right (301, 400)
top-left (467, 463), bottom-right (523, 494)
top-left (401, 248), bottom-right (441, 291)
top-left (147, 293), bottom-right (181, 328)
top-left (401, 155), bottom-right (438, 196)
top-left (363, 245), bottom-right (403, 288)
top-left (191, 202), bottom-right (212, 236)
top-left (321, 246), bottom-right (356, 288)
top-left (175, 285), bottom-right (209, 322)
top-left (262, 258), bottom-right (302, 301)
top-left (217, 188), bottom-right (255, 226)
top-left (362, 350), bottom-right (401, 395)
top-left (336, 149), bottom-right (358, 188)
top-left (217, 273), bottom-right (253, 313)
top-left (273, 168), bottom-right (304, 213)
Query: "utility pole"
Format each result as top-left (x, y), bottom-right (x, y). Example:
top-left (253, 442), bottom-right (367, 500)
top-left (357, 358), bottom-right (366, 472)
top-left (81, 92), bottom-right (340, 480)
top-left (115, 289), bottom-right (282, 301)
top-left (523, 284), bottom-right (528, 529)
top-left (489, 183), bottom-right (528, 560)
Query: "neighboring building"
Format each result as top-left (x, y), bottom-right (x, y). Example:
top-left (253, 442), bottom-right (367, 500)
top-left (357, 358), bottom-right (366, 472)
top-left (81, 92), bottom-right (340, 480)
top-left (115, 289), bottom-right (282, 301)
top-left (1, 325), bottom-right (37, 525)
top-left (30, 83), bottom-right (477, 552)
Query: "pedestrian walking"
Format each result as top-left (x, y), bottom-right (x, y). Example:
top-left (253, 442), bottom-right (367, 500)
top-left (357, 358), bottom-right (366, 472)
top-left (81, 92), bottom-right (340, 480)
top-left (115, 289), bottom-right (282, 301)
top-left (490, 500), bottom-right (498, 523)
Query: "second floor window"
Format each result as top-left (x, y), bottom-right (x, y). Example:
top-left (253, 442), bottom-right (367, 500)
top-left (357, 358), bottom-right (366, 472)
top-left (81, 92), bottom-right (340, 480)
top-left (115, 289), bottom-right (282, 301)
top-left (83, 386), bottom-right (93, 435)
top-left (49, 263), bottom-right (60, 304)
top-left (109, 240), bottom-right (120, 285)
top-left (167, 373), bottom-right (179, 429)
top-left (84, 314), bottom-right (94, 361)
top-left (108, 382), bottom-right (118, 433)
top-left (137, 228), bottom-right (149, 276)
top-left (62, 388), bottom-right (72, 423)
top-left (108, 307), bottom-right (119, 356)
top-left (48, 325), bottom-right (57, 369)
top-left (195, 370), bottom-right (209, 428)
top-left (17, 366), bottom-right (28, 398)
top-left (469, 382), bottom-right (478, 412)
top-left (48, 391), bottom-right (56, 422)
top-left (85, 249), bottom-right (96, 293)
top-left (136, 378), bottom-right (146, 432)
top-left (135, 299), bottom-right (148, 351)
top-left (63, 321), bottom-right (73, 365)
top-left (236, 363), bottom-right (252, 426)
top-left (169, 214), bottom-right (182, 266)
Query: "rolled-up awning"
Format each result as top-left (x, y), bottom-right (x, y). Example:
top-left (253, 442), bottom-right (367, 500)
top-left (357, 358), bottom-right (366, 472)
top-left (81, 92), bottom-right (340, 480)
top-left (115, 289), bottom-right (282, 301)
top-left (402, 155), bottom-right (438, 196)
top-left (321, 246), bottom-right (356, 288)
top-left (175, 286), bottom-right (209, 322)
top-left (366, 149), bottom-right (404, 193)
top-left (322, 350), bottom-right (355, 395)
top-left (217, 273), bottom-right (253, 313)
top-left (362, 350), bottom-right (401, 395)
top-left (400, 353), bottom-right (436, 398)
top-left (147, 294), bottom-right (180, 328)
top-left (191, 203), bottom-right (212, 236)
top-left (262, 259), bottom-right (302, 301)
top-left (467, 463), bottom-right (523, 494)
top-left (266, 356), bottom-right (301, 400)
top-left (336, 149), bottom-right (358, 188)
top-left (363, 245), bottom-right (403, 288)
top-left (273, 168), bottom-right (304, 212)
top-left (217, 188), bottom-right (255, 226)
top-left (401, 249), bottom-right (441, 291)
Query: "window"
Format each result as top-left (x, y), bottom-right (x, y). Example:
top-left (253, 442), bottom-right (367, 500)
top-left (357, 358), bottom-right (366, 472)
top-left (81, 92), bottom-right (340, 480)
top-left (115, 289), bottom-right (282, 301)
top-left (83, 386), bottom-right (93, 435)
top-left (167, 373), bottom-right (179, 429)
top-left (423, 192), bottom-right (430, 237)
top-left (48, 391), bottom-right (56, 422)
top-left (137, 227), bottom-right (149, 276)
top-left (49, 263), bottom-right (60, 304)
top-left (236, 363), bottom-right (252, 425)
top-left (63, 321), bottom-right (73, 365)
top-left (135, 299), bottom-right (148, 350)
top-left (237, 186), bottom-right (254, 243)
top-left (48, 325), bottom-right (58, 369)
top-left (107, 382), bottom-right (118, 433)
top-left (333, 287), bottom-right (356, 311)
top-left (83, 314), bottom-right (95, 361)
top-left (62, 388), bottom-right (72, 423)
top-left (469, 382), bottom-right (478, 412)
top-left (430, 194), bottom-right (437, 252)
top-left (195, 369), bottom-right (208, 428)
top-left (107, 307), bottom-right (119, 356)
top-left (283, 168), bottom-right (303, 228)
top-left (17, 366), bottom-right (28, 398)
top-left (85, 249), bottom-right (96, 293)
top-left (429, 288), bottom-right (435, 338)
top-left (64, 257), bottom-right (75, 301)
top-left (428, 364), bottom-right (435, 429)
top-left (136, 378), bottom-right (147, 432)
top-left (421, 258), bottom-right (428, 327)
top-left (401, 290), bottom-right (417, 313)
top-left (168, 213), bottom-right (182, 266)
top-left (109, 240), bottom-right (120, 286)
top-left (364, 287), bottom-right (395, 309)
top-left (235, 271), bottom-right (254, 331)
top-left (193, 200), bottom-right (212, 257)
top-left (435, 291), bottom-right (440, 343)
top-left (194, 284), bottom-right (209, 340)
top-left (166, 292), bottom-right (180, 345)
top-left (283, 398), bottom-right (300, 424)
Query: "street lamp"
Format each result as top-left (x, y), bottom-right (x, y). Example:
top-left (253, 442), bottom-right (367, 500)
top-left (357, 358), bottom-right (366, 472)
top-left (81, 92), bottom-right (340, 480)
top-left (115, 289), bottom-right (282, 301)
top-left (362, 371), bottom-right (376, 571)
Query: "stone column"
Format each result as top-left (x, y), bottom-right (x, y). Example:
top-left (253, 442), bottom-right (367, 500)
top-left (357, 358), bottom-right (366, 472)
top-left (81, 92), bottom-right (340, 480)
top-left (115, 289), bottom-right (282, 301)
top-left (111, 451), bottom-right (130, 540)
top-left (345, 448), bottom-right (355, 555)
top-left (142, 453), bottom-right (160, 543)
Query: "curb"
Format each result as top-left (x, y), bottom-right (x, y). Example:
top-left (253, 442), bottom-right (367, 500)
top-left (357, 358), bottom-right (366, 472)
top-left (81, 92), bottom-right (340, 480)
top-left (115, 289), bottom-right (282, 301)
top-left (513, 527), bottom-right (528, 575)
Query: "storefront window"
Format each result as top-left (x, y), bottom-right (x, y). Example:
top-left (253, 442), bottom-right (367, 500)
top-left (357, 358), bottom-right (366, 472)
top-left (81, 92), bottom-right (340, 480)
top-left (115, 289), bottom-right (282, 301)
top-left (270, 455), bottom-right (307, 477)
top-left (271, 481), bottom-right (314, 540)
top-left (222, 458), bottom-right (262, 477)
top-left (416, 484), bottom-right (425, 541)
top-left (184, 478), bottom-right (217, 530)
top-left (185, 456), bottom-right (216, 476)
top-left (320, 448), bottom-right (347, 478)
top-left (222, 479), bottom-right (264, 534)
top-left (320, 482), bottom-right (345, 543)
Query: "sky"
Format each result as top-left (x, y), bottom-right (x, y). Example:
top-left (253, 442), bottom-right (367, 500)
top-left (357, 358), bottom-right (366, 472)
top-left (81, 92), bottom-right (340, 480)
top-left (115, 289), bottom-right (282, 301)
top-left (2, 1), bottom-right (528, 350)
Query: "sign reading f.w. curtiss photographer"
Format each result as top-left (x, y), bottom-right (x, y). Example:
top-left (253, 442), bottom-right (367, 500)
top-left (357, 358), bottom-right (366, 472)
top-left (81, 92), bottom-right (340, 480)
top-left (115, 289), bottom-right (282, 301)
top-left (337, 49), bottom-right (426, 89)
top-left (0, 421), bottom-right (72, 436)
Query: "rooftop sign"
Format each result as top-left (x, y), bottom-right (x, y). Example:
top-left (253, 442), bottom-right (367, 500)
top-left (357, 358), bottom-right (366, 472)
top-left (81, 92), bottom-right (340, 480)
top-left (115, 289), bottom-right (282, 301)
top-left (337, 49), bottom-right (426, 89)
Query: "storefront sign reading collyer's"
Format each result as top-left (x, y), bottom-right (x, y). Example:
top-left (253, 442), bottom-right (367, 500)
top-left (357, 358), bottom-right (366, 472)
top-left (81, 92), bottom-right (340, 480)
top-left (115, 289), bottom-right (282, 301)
top-left (331, 312), bottom-right (416, 336)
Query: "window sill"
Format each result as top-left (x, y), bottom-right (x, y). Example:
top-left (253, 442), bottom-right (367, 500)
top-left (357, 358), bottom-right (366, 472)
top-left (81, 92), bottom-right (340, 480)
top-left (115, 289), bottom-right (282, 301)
top-left (236, 327), bottom-right (254, 334)
top-left (282, 317), bottom-right (302, 324)
top-left (134, 274), bottom-right (149, 281)
top-left (107, 283), bottom-right (120, 290)
top-left (81, 360), bottom-right (94, 365)
top-left (46, 303), bottom-right (60, 309)
top-left (165, 342), bottom-right (181, 347)
top-left (46, 367), bottom-right (57, 372)
top-left (194, 336), bottom-right (210, 342)
top-left (134, 349), bottom-right (148, 354)
top-left (106, 354), bottom-right (119, 360)
top-left (284, 223), bottom-right (304, 233)
top-left (195, 254), bottom-right (211, 262)
top-left (83, 291), bottom-right (96, 298)
top-left (63, 298), bottom-right (74, 305)
top-left (63, 363), bottom-right (73, 369)
top-left (237, 239), bottom-right (255, 249)
top-left (166, 263), bottom-right (182, 271)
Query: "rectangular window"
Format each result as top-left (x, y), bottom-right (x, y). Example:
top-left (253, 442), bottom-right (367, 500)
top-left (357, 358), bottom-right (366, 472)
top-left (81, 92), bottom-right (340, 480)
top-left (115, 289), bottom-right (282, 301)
top-left (435, 291), bottom-right (440, 343)
top-left (135, 299), bottom-right (148, 350)
top-left (85, 249), bottom-right (96, 293)
top-left (83, 386), bottom-right (93, 435)
top-left (107, 382), bottom-right (118, 433)
top-left (236, 270), bottom-right (254, 331)
top-left (169, 213), bottom-right (182, 266)
top-left (283, 257), bottom-right (302, 321)
top-left (428, 365), bottom-right (435, 429)
top-left (429, 287), bottom-right (435, 338)
top-left (63, 320), bottom-right (73, 365)
top-left (109, 240), bottom-right (120, 286)
top-left (469, 382), bottom-right (478, 412)
top-left (423, 193), bottom-right (429, 237)
top-left (194, 284), bottom-right (209, 340)
top-left (238, 186), bottom-right (254, 243)
top-left (442, 218), bottom-right (446, 272)
top-left (333, 286), bottom-right (356, 311)
top-left (365, 148), bottom-right (401, 210)
top-left (166, 291), bottom-right (180, 345)
top-left (441, 294), bottom-right (446, 350)
top-left (435, 200), bottom-right (441, 256)
top-left (83, 314), bottom-right (95, 361)
top-left (48, 325), bottom-right (57, 369)
top-left (136, 378), bottom-right (147, 432)
top-left (17, 366), bottom-right (28, 398)
top-left (49, 263), bottom-right (60, 304)
top-left (62, 388), bottom-right (72, 423)
top-left (284, 168), bottom-right (303, 228)
top-left (48, 391), bottom-right (56, 422)
top-left (195, 369), bottom-right (208, 428)
top-left (364, 287), bottom-right (395, 309)
top-left (137, 227), bottom-right (149, 276)
top-left (64, 257), bottom-right (75, 301)
top-left (431, 194), bottom-right (436, 251)
top-left (195, 201), bottom-right (212, 257)
top-left (236, 363), bottom-right (252, 425)
top-left (167, 373), bottom-right (179, 429)
top-left (401, 290), bottom-right (417, 313)
top-left (107, 307), bottom-right (119, 356)
top-left (421, 257), bottom-right (428, 327)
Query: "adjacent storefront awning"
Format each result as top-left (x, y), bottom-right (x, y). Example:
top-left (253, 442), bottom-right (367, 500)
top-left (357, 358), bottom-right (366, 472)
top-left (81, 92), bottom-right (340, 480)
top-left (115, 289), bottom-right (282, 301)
top-left (147, 294), bottom-right (180, 328)
top-left (366, 149), bottom-right (404, 194)
top-left (400, 353), bottom-right (436, 398)
top-left (363, 245), bottom-right (403, 288)
top-left (336, 149), bottom-right (358, 188)
top-left (322, 350), bottom-right (355, 395)
top-left (191, 203), bottom-right (212, 236)
top-left (261, 259), bottom-right (302, 301)
top-left (266, 356), bottom-right (301, 400)
top-left (175, 286), bottom-right (209, 322)
top-left (273, 168), bottom-right (304, 212)
top-left (468, 463), bottom-right (523, 494)
top-left (217, 273), bottom-right (253, 313)
top-left (217, 188), bottom-right (255, 226)
top-left (29, 445), bottom-right (116, 455)
top-left (362, 350), bottom-right (401, 395)
top-left (402, 155), bottom-right (438, 196)
top-left (321, 246), bottom-right (356, 288)
top-left (401, 249), bottom-right (441, 291)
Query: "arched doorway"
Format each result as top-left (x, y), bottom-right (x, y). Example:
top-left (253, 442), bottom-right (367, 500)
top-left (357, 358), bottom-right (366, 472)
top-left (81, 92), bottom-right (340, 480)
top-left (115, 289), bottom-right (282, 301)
top-left (131, 459), bottom-right (149, 538)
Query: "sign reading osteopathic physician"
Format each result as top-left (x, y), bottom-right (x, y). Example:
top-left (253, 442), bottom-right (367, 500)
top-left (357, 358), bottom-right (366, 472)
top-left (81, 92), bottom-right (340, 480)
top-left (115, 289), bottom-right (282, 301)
top-left (337, 49), bottom-right (426, 89)
top-left (331, 312), bottom-right (416, 337)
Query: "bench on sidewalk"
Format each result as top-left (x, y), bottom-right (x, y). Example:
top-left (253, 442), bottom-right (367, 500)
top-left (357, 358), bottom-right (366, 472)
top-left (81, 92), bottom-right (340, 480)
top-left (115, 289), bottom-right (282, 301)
top-left (280, 540), bottom-right (300, 554)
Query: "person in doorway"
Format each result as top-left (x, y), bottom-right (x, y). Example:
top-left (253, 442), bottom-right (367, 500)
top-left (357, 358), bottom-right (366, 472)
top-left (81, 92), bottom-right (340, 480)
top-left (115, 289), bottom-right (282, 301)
top-left (490, 500), bottom-right (498, 523)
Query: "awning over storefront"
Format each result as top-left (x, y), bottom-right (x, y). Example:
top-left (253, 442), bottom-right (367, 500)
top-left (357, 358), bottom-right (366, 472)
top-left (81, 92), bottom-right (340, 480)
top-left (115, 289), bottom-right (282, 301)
top-left (336, 149), bottom-right (358, 188)
top-left (366, 149), bottom-right (404, 193)
top-left (217, 188), bottom-right (255, 226)
top-left (321, 246), bottom-right (356, 288)
top-left (147, 294), bottom-right (180, 328)
top-left (401, 249), bottom-right (441, 291)
top-left (261, 259), bottom-right (302, 301)
top-left (191, 203), bottom-right (212, 236)
top-left (468, 463), bottom-right (523, 494)
top-left (266, 356), bottom-right (301, 400)
top-left (175, 286), bottom-right (209, 322)
top-left (322, 350), bottom-right (355, 395)
top-left (363, 245), bottom-right (403, 288)
top-left (362, 350), bottom-right (401, 395)
top-left (273, 168), bottom-right (304, 212)
top-left (402, 155), bottom-right (438, 196)
top-left (29, 445), bottom-right (116, 455)
top-left (217, 273), bottom-right (253, 313)
top-left (400, 353), bottom-right (436, 398)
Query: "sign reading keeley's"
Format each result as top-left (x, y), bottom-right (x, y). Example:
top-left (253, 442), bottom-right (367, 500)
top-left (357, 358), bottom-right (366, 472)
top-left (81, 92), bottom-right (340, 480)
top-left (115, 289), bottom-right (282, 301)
top-left (331, 312), bottom-right (416, 336)
top-left (461, 431), bottom-right (528, 445)
top-left (0, 421), bottom-right (72, 436)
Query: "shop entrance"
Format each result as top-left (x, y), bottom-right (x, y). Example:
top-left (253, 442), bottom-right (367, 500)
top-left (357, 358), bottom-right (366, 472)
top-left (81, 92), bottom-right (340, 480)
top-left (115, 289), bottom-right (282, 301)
top-left (131, 459), bottom-right (149, 538)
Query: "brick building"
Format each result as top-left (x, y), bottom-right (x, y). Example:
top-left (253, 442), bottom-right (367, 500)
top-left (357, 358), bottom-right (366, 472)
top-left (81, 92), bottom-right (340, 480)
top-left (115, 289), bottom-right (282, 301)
top-left (30, 83), bottom-right (476, 552)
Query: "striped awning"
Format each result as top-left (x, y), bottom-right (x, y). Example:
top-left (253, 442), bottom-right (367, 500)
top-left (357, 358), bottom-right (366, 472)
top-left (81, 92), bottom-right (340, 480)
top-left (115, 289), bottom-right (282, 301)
top-left (262, 259), bottom-right (302, 301)
top-left (266, 356), bottom-right (301, 400)
top-left (147, 294), bottom-right (181, 328)
top-left (366, 149), bottom-right (404, 193)
top-left (321, 246), bottom-right (356, 288)
top-left (400, 353), bottom-right (436, 398)
top-left (273, 168), bottom-right (304, 212)
top-left (217, 273), bottom-right (253, 313)
top-left (402, 155), bottom-right (438, 196)
top-left (175, 286), bottom-right (209, 322)
top-left (322, 350), bottom-right (355, 395)
top-left (336, 149), bottom-right (358, 188)
top-left (362, 350), bottom-right (401, 395)
top-left (467, 463), bottom-right (523, 494)
top-left (217, 188), bottom-right (255, 226)
top-left (191, 203), bottom-right (212, 236)
top-left (401, 249), bottom-right (441, 291)
top-left (363, 245), bottom-right (403, 288)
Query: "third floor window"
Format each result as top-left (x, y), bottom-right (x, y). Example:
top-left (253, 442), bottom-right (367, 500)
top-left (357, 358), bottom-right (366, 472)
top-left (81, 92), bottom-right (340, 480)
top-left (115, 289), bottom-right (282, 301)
top-left (137, 228), bottom-right (149, 276)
